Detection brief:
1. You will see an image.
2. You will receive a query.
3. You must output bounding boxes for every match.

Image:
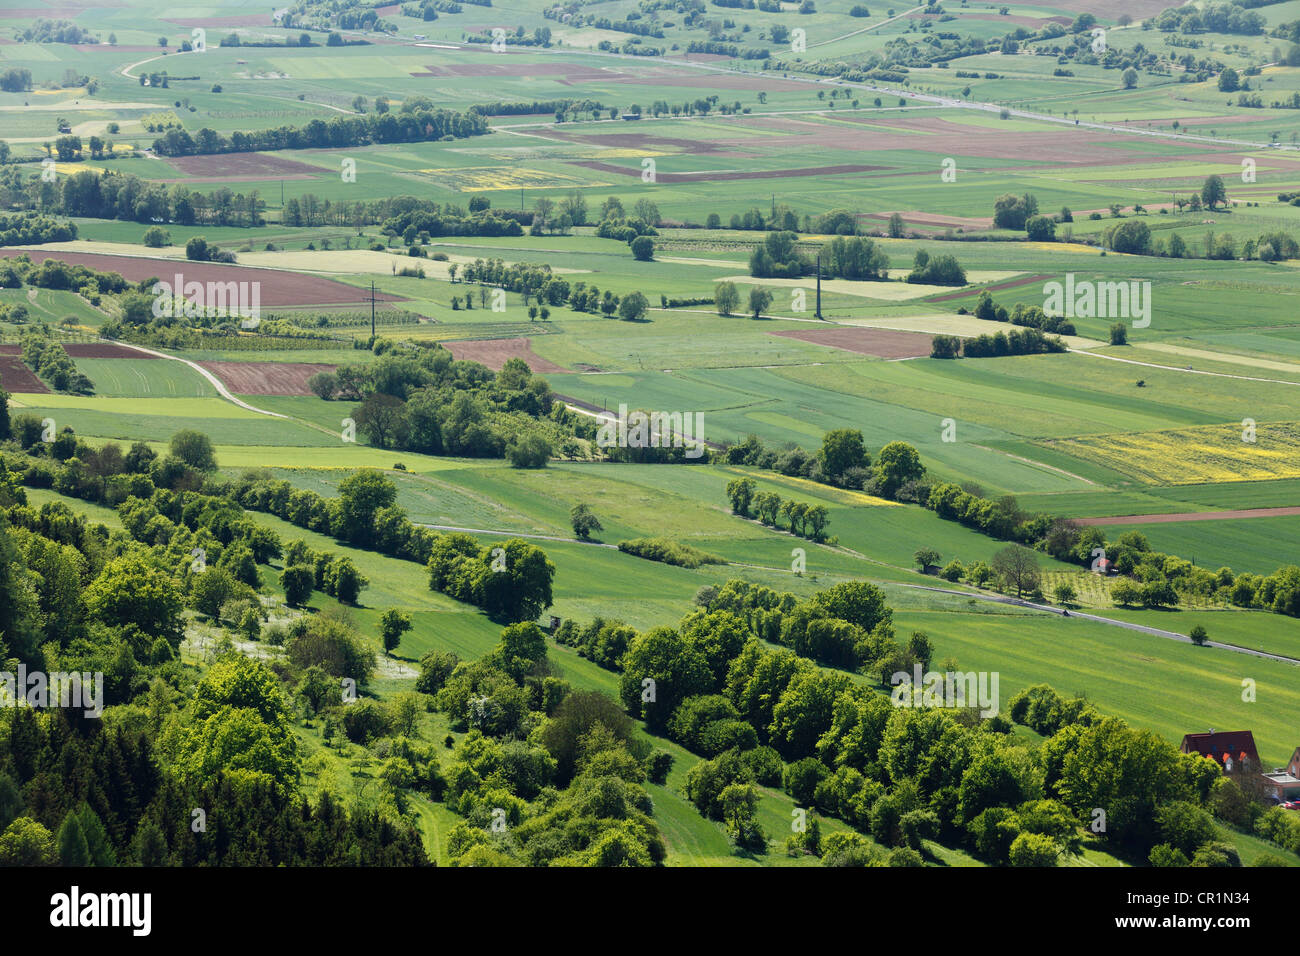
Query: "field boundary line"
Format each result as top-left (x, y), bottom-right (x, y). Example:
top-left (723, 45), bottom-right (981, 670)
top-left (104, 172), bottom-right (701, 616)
top-left (968, 443), bottom-right (1097, 486)
top-left (100, 340), bottom-right (290, 418)
top-left (1074, 506), bottom-right (1300, 525)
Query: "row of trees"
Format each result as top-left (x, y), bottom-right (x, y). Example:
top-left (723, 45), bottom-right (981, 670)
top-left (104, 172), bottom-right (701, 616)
top-left (151, 107), bottom-right (488, 157)
top-left (724, 478), bottom-right (831, 540)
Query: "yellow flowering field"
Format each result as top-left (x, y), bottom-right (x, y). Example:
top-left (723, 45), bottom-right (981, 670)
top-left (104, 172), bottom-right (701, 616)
top-left (1043, 422), bottom-right (1300, 484)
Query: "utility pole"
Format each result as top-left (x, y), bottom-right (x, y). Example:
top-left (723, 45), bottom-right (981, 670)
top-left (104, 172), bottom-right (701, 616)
top-left (815, 252), bottom-right (823, 319)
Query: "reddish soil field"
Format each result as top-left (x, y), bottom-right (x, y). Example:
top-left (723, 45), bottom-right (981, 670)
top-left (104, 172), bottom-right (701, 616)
top-left (0, 251), bottom-right (404, 308)
top-left (63, 343), bottom-right (158, 359)
top-left (570, 161), bottom-right (888, 183)
top-left (199, 362), bottom-right (337, 396)
top-left (443, 337), bottom-right (567, 374)
top-left (412, 63), bottom-right (621, 81)
top-left (535, 129), bottom-right (734, 154)
top-left (159, 152), bottom-right (324, 181)
top-left (769, 327), bottom-right (934, 359)
top-left (926, 273), bottom-right (1055, 303)
top-left (0, 347), bottom-right (48, 394)
top-left (1075, 507), bottom-right (1300, 526)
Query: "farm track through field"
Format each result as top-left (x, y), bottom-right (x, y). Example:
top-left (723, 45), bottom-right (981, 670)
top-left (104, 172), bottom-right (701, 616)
top-left (1075, 507), bottom-right (1300, 525)
top-left (895, 584), bottom-right (1300, 664)
top-left (1071, 349), bottom-right (1300, 388)
top-left (969, 444), bottom-right (1097, 486)
top-left (102, 341), bottom-right (294, 418)
top-left (415, 509), bottom-right (1300, 665)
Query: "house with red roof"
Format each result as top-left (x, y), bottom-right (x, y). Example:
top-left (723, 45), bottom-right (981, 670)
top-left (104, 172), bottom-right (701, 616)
top-left (1180, 730), bottom-right (1260, 775)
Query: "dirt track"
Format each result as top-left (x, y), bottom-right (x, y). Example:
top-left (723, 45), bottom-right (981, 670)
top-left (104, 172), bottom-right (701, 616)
top-left (1075, 507), bottom-right (1300, 526)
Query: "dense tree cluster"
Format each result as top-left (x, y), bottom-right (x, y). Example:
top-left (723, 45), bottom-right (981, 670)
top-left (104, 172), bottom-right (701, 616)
top-left (0, 212), bottom-right (76, 246)
top-left (553, 582), bottom-right (1237, 864)
top-left (309, 344), bottom-right (589, 460)
top-left (723, 431), bottom-right (926, 501)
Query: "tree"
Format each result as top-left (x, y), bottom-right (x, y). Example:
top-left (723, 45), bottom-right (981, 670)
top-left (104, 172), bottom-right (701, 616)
top-left (993, 193), bottom-right (1037, 230)
top-left (992, 544), bottom-right (1040, 598)
top-left (1218, 67), bottom-right (1239, 93)
top-left (811, 580), bottom-right (892, 632)
top-left (380, 608), bottom-right (412, 656)
top-left (720, 782), bottom-right (765, 849)
top-left (85, 553), bottom-right (184, 647)
top-left (475, 538), bottom-right (555, 623)
top-left (185, 236), bottom-right (210, 261)
top-left (336, 469), bottom-right (397, 547)
top-left (725, 477), bottom-right (757, 516)
top-left (915, 548), bottom-right (941, 573)
top-left (818, 429), bottom-right (869, 481)
top-left (875, 441), bottom-right (925, 498)
top-left (630, 236), bottom-right (654, 261)
top-left (1122, 68), bottom-right (1138, 89)
top-left (715, 280), bottom-right (740, 316)
top-left (281, 564), bottom-right (314, 606)
top-left (329, 558), bottom-right (367, 604)
top-left (1025, 215), bottom-right (1056, 242)
top-left (1189, 624), bottom-right (1208, 646)
top-left (508, 434), bottom-right (551, 468)
top-left (618, 290), bottom-right (648, 321)
top-left (748, 286), bottom-right (773, 319)
top-left (1109, 323), bottom-right (1128, 346)
top-left (0, 817), bottom-right (56, 866)
top-left (888, 212), bottom-right (905, 238)
top-left (1110, 578), bottom-right (1140, 607)
top-left (57, 810), bottom-right (91, 866)
top-left (352, 393), bottom-right (409, 449)
top-left (1054, 582), bottom-right (1077, 606)
top-left (804, 504), bottom-right (829, 540)
top-left (492, 621), bottom-right (549, 680)
top-left (132, 821), bottom-right (168, 866)
top-left (143, 226), bottom-right (170, 247)
top-left (570, 503), bottom-right (603, 540)
top-left (1201, 174), bottom-right (1227, 211)
top-left (169, 428), bottom-right (217, 470)
top-left (1106, 219), bottom-right (1151, 254)
top-left (1009, 832), bottom-right (1059, 867)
